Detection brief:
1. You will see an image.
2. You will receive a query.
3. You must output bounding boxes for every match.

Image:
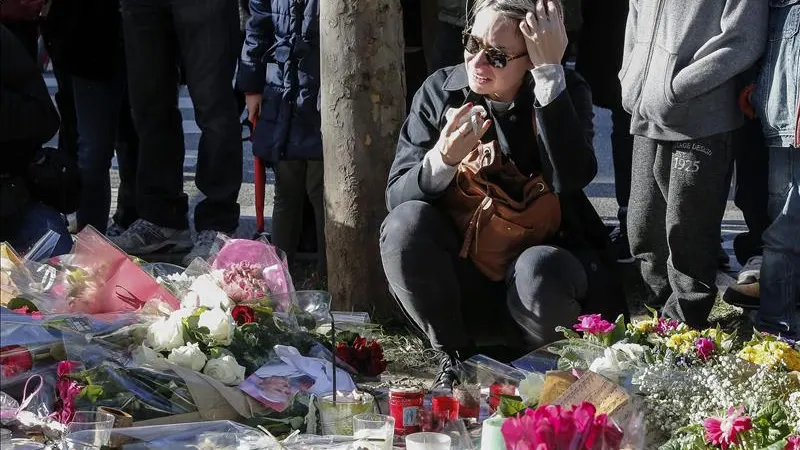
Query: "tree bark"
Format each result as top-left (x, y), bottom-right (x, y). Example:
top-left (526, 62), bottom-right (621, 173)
top-left (320, 0), bottom-right (406, 317)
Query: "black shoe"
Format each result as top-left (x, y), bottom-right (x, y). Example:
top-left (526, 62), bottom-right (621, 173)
top-left (431, 353), bottom-right (461, 393)
top-left (609, 228), bottom-right (635, 263)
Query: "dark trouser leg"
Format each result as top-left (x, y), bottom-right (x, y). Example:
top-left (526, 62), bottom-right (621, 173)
top-left (2, 20), bottom-right (39, 60)
top-left (732, 121), bottom-right (770, 264)
top-left (610, 107), bottom-right (633, 231)
top-left (72, 74), bottom-right (126, 234)
top-left (305, 160), bottom-right (326, 276)
top-left (506, 245), bottom-right (587, 349)
top-left (52, 66), bottom-right (79, 158)
top-left (430, 21), bottom-right (464, 73)
top-left (173, 0), bottom-right (241, 233)
top-left (662, 132), bottom-right (735, 327)
top-left (757, 147), bottom-right (800, 337)
top-left (113, 86), bottom-right (140, 229)
top-left (121, 0), bottom-right (188, 229)
top-left (629, 136), bottom-right (671, 307)
top-left (271, 160), bottom-right (309, 265)
top-left (380, 201), bottom-right (496, 353)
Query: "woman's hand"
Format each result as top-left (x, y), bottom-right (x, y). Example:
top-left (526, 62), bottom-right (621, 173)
top-left (245, 93), bottom-right (262, 124)
top-left (438, 103), bottom-right (492, 166)
top-left (519, 0), bottom-right (568, 69)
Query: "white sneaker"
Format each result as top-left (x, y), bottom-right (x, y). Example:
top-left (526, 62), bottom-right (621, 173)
top-left (181, 230), bottom-right (228, 266)
top-left (738, 256), bottom-right (762, 284)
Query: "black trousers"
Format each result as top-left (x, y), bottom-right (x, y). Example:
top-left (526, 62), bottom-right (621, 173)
top-left (120, 0), bottom-right (242, 232)
top-left (380, 201), bottom-right (588, 355)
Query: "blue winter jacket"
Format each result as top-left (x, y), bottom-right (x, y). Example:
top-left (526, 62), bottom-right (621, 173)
top-left (237, 0), bottom-right (321, 164)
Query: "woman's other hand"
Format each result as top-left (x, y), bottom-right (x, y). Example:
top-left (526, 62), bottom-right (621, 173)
top-left (519, 0), bottom-right (568, 69)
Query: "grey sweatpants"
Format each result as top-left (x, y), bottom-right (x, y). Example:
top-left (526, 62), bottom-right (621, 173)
top-left (628, 132), bottom-right (734, 327)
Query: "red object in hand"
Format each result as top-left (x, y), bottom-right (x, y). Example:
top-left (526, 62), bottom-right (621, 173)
top-left (488, 382), bottom-right (516, 412)
top-left (432, 396), bottom-right (460, 422)
top-left (0, 345), bottom-right (33, 378)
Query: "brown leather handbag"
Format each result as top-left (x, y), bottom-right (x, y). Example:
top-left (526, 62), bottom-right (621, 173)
top-left (440, 141), bottom-right (561, 281)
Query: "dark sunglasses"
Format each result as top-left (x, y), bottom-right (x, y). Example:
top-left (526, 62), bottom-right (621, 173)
top-left (462, 32), bottom-right (528, 68)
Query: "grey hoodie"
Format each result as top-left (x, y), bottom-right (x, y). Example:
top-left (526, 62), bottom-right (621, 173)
top-left (620, 0), bottom-right (769, 141)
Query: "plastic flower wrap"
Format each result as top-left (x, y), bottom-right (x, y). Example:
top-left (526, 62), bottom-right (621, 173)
top-left (208, 237), bottom-right (295, 302)
top-left (47, 227), bottom-right (181, 314)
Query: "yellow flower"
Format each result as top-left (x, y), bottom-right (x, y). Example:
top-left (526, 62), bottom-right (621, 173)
top-left (633, 320), bottom-right (655, 334)
top-left (666, 331), bottom-right (700, 354)
top-left (738, 341), bottom-right (800, 371)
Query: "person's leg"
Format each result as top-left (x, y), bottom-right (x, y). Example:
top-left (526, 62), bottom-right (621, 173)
top-left (610, 107), bottom-right (633, 232)
top-left (662, 132), bottom-right (735, 327)
top-left (172, 0), bottom-right (242, 234)
top-left (628, 136), bottom-right (671, 308)
top-left (305, 160), bottom-right (326, 277)
top-left (757, 147), bottom-right (800, 338)
top-left (51, 66), bottom-right (80, 158)
top-left (112, 84), bottom-right (140, 230)
top-left (506, 245), bottom-right (587, 349)
top-left (121, 0), bottom-right (188, 231)
top-left (380, 200), bottom-right (485, 354)
top-left (72, 74), bottom-right (125, 234)
top-left (271, 160), bottom-right (309, 265)
top-left (733, 121), bottom-right (770, 264)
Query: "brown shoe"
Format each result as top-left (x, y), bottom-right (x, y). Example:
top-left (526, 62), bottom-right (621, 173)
top-left (722, 282), bottom-right (760, 309)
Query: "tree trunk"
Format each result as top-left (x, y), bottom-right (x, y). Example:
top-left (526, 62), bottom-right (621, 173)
top-left (320, 0), bottom-right (406, 317)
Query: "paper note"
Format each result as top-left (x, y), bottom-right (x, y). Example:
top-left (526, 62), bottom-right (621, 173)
top-left (538, 371), bottom-right (578, 406)
top-left (552, 371), bottom-right (631, 421)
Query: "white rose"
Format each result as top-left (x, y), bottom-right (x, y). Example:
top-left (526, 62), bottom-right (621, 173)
top-left (589, 348), bottom-right (623, 382)
top-left (168, 342), bottom-right (208, 371)
top-left (611, 343), bottom-right (646, 362)
top-left (147, 317), bottom-right (185, 352)
top-left (197, 307), bottom-right (235, 346)
top-left (202, 355), bottom-right (245, 385)
top-left (132, 344), bottom-right (163, 364)
top-left (188, 274), bottom-right (232, 310)
top-left (518, 372), bottom-right (545, 405)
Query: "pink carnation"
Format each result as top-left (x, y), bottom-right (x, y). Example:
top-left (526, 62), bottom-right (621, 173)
top-left (573, 314), bottom-right (615, 335)
top-left (221, 261), bottom-right (269, 302)
top-left (703, 406), bottom-right (753, 450)
top-left (655, 317), bottom-right (681, 334)
top-left (694, 338), bottom-right (716, 361)
top-left (786, 436), bottom-right (800, 450)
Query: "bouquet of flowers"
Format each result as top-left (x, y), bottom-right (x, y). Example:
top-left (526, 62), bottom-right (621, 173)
top-left (333, 333), bottom-right (387, 378)
top-left (501, 402), bottom-right (625, 450)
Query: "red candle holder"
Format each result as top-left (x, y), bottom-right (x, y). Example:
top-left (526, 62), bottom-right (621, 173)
top-left (431, 396), bottom-right (460, 422)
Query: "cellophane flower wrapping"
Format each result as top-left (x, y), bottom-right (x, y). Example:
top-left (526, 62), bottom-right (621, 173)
top-left (207, 236), bottom-right (295, 301)
top-left (65, 420), bottom-right (272, 449)
top-left (48, 227), bottom-right (181, 314)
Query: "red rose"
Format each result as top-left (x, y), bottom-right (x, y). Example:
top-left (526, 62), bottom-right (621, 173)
top-left (231, 305), bottom-right (256, 325)
top-left (0, 345), bottom-right (33, 379)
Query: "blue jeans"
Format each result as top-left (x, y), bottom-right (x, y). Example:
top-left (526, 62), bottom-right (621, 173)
top-left (0, 202), bottom-right (73, 257)
top-left (73, 74), bottom-right (126, 234)
top-left (757, 146), bottom-right (800, 338)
